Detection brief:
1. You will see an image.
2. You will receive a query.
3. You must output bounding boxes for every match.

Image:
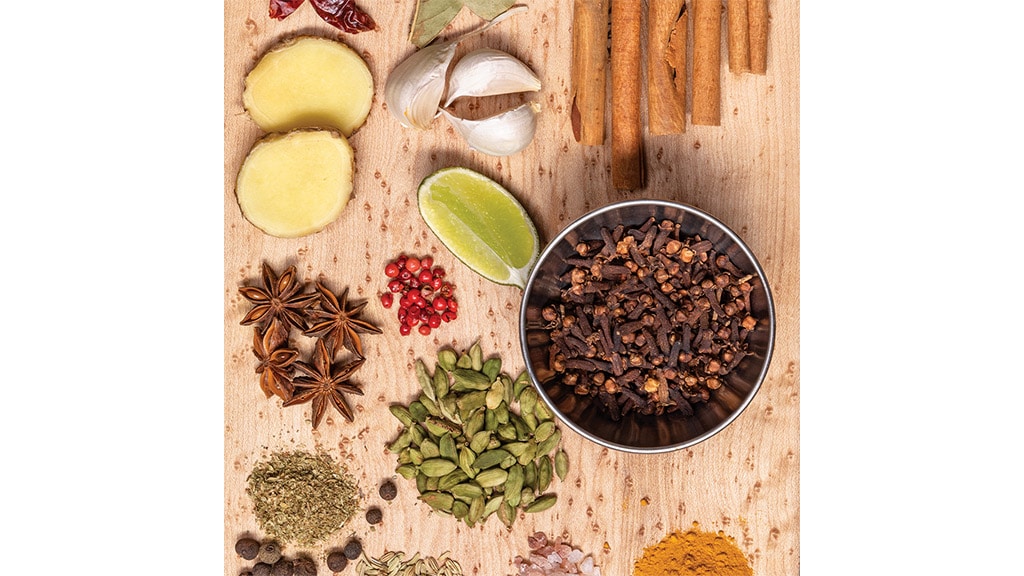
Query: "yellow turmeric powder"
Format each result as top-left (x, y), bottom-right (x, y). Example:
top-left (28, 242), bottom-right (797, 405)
top-left (632, 522), bottom-right (753, 576)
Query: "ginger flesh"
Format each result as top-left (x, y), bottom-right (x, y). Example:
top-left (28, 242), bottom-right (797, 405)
top-left (243, 36), bottom-right (373, 137)
top-left (236, 129), bottom-right (354, 238)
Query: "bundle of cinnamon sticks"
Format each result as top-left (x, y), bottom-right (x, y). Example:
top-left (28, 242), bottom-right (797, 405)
top-left (570, 0), bottom-right (769, 190)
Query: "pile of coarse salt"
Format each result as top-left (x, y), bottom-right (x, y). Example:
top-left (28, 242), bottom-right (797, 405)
top-left (513, 532), bottom-right (601, 576)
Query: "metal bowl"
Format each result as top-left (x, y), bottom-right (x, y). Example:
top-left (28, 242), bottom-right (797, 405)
top-left (519, 200), bottom-right (775, 454)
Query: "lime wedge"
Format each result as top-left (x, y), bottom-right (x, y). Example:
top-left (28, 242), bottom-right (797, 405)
top-left (418, 167), bottom-right (540, 289)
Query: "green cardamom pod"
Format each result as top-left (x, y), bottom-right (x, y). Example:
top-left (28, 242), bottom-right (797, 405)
top-left (456, 352), bottom-right (473, 369)
top-left (464, 410), bottom-right (485, 438)
top-left (524, 460), bottom-right (537, 489)
top-left (524, 494), bottom-right (557, 513)
top-left (397, 448), bottom-right (412, 465)
top-left (522, 411), bottom-right (539, 431)
top-left (419, 439), bottom-right (440, 459)
top-left (416, 472), bottom-right (428, 493)
top-left (511, 415), bottom-right (530, 441)
top-left (423, 417), bottom-right (459, 438)
top-left (439, 433), bottom-right (457, 462)
top-left (451, 482), bottom-right (484, 501)
top-left (456, 390), bottom-right (487, 415)
top-left (482, 357), bottom-right (502, 382)
top-left (516, 368), bottom-right (532, 401)
top-left (485, 379), bottom-right (505, 410)
top-left (451, 500), bottom-right (469, 519)
top-left (518, 386), bottom-right (538, 414)
top-left (474, 468), bottom-right (509, 488)
top-left (433, 366), bottom-right (450, 399)
top-left (420, 394), bottom-right (441, 417)
top-left (533, 421), bottom-right (556, 443)
top-left (389, 405), bottom-right (415, 427)
top-left (496, 423), bottom-right (517, 441)
top-left (483, 495), bottom-right (504, 519)
top-left (420, 491), bottom-right (455, 512)
top-left (503, 465), bottom-right (524, 507)
top-left (537, 429), bottom-right (562, 457)
top-left (519, 487), bottom-right (536, 507)
top-left (501, 454), bottom-right (517, 469)
top-left (517, 443), bottom-right (537, 466)
top-left (501, 374), bottom-right (515, 406)
top-left (421, 458), bottom-right (458, 477)
top-left (396, 464), bottom-right (418, 480)
top-left (503, 442), bottom-right (530, 458)
top-left (408, 401), bottom-right (429, 422)
top-left (438, 469), bottom-right (470, 491)
top-left (469, 342), bottom-right (484, 371)
top-left (499, 500), bottom-right (516, 528)
top-left (469, 431), bottom-right (491, 454)
top-left (409, 423), bottom-right (425, 446)
top-left (408, 448), bottom-right (424, 466)
top-left (472, 449), bottom-right (511, 470)
top-left (425, 476), bottom-right (440, 491)
top-left (388, 429), bottom-right (413, 453)
top-left (467, 495), bottom-right (485, 524)
top-left (451, 369), bottom-right (492, 391)
top-left (555, 450), bottom-right (569, 480)
top-left (484, 409), bottom-right (498, 432)
top-left (439, 395), bottom-right (460, 423)
top-left (416, 360), bottom-right (436, 402)
top-left (438, 349), bottom-right (457, 371)
top-left (459, 447), bottom-right (477, 478)
top-left (494, 402), bottom-right (510, 424)
top-left (538, 455), bottom-right (552, 492)
top-left (534, 400), bottom-right (554, 422)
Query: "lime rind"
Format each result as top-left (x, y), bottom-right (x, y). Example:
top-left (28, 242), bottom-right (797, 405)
top-left (417, 167), bottom-right (540, 289)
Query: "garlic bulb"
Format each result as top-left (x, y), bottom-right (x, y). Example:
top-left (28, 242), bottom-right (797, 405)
top-left (444, 48), bottom-right (541, 107)
top-left (384, 40), bottom-right (459, 130)
top-left (440, 102), bottom-right (541, 157)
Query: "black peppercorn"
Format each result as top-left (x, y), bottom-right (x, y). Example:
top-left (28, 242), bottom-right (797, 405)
top-left (293, 557), bottom-right (318, 576)
top-left (343, 539), bottom-right (363, 560)
top-left (253, 563), bottom-right (274, 576)
top-left (328, 551), bottom-right (349, 571)
top-left (378, 480), bottom-right (398, 501)
top-left (327, 551), bottom-right (349, 572)
top-left (258, 541), bottom-right (283, 565)
top-left (365, 507), bottom-right (383, 525)
top-left (272, 558), bottom-right (295, 576)
top-left (236, 537), bottom-right (261, 561)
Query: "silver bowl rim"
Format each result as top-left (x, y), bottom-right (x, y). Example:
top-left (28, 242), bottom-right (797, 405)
top-left (518, 199), bottom-right (776, 454)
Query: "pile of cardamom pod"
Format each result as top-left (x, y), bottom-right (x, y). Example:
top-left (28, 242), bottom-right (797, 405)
top-left (388, 343), bottom-right (569, 528)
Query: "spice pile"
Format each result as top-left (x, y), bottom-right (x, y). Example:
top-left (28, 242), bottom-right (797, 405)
top-left (388, 343), bottom-right (568, 527)
top-left (357, 551), bottom-right (463, 576)
top-left (239, 262), bottom-right (381, 428)
top-left (513, 532), bottom-right (601, 576)
top-left (379, 254), bottom-right (458, 336)
top-left (633, 523), bottom-right (752, 576)
top-left (246, 451), bottom-right (360, 546)
top-left (541, 217), bottom-right (761, 421)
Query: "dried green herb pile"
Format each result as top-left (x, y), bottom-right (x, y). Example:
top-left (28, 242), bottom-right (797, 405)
top-left (388, 342), bottom-right (568, 528)
top-left (246, 451), bottom-right (360, 546)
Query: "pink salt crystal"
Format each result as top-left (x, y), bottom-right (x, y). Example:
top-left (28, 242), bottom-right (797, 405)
top-left (547, 553), bottom-right (562, 565)
top-left (566, 550), bottom-right (584, 565)
top-left (579, 557), bottom-right (594, 574)
top-left (528, 532), bottom-right (548, 550)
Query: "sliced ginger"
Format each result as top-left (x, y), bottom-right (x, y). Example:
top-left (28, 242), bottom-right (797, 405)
top-left (243, 36), bottom-right (373, 136)
top-left (236, 129), bottom-right (354, 238)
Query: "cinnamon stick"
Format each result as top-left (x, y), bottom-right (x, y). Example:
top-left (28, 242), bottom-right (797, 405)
top-left (748, 0), bottom-right (769, 74)
top-left (727, 0), bottom-right (750, 73)
top-left (691, 0), bottom-right (722, 126)
top-left (571, 0), bottom-right (609, 145)
top-left (611, 0), bottom-right (643, 189)
top-left (648, 0), bottom-right (687, 135)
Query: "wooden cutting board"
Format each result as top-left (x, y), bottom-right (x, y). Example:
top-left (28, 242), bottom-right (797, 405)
top-left (224, 0), bottom-right (800, 574)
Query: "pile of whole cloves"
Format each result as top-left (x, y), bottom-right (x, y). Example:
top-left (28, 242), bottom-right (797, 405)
top-left (541, 217), bottom-right (761, 420)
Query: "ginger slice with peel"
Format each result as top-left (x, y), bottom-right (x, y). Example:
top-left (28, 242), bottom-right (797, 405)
top-left (236, 129), bottom-right (354, 238)
top-left (243, 36), bottom-right (373, 137)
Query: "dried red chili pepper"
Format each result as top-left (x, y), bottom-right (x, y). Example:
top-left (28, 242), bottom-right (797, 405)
top-left (310, 0), bottom-right (376, 33)
top-left (269, 0), bottom-right (305, 20)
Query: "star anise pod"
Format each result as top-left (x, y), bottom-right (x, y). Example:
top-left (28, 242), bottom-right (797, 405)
top-left (252, 320), bottom-right (299, 402)
top-left (304, 282), bottom-right (382, 357)
top-left (239, 262), bottom-right (319, 337)
top-left (283, 339), bottom-right (365, 428)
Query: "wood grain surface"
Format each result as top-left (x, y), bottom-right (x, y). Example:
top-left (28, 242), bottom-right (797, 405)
top-left (224, 0), bottom-right (800, 574)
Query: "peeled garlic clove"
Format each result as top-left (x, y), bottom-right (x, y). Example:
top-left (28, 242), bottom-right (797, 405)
top-left (440, 102), bottom-right (540, 157)
top-left (384, 41), bottom-right (459, 130)
top-left (444, 48), bottom-right (542, 107)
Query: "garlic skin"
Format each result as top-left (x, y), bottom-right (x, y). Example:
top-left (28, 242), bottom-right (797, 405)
top-left (384, 41), bottom-right (459, 130)
top-left (440, 102), bottom-right (541, 157)
top-left (444, 48), bottom-right (541, 107)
